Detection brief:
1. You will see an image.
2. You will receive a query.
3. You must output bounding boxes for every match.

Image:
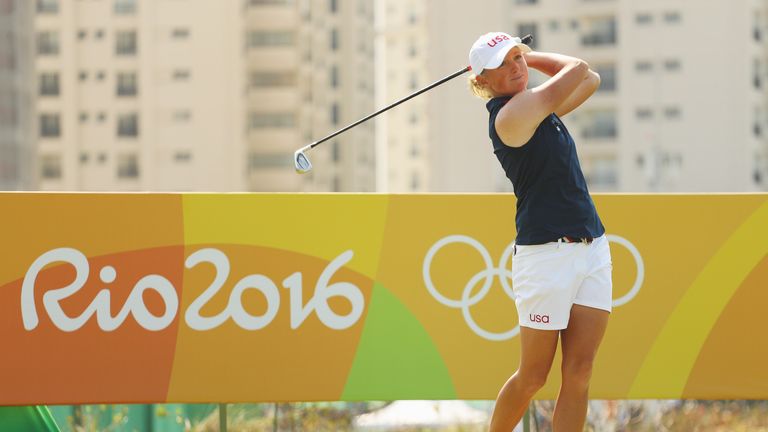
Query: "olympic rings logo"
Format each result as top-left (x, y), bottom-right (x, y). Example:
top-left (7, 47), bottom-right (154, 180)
top-left (422, 234), bottom-right (644, 341)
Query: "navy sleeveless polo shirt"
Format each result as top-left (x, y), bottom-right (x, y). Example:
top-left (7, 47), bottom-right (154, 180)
top-left (487, 96), bottom-right (605, 245)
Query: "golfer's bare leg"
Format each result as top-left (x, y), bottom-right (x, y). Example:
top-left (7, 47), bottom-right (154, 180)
top-left (553, 304), bottom-right (609, 431)
top-left (489, 327), bottom-right (559, 432)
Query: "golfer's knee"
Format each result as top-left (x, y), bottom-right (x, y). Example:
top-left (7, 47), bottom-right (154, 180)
top-left (562, 359), bottom-right (594, 389)
top-left (515, 369), bottom-right (549, 395)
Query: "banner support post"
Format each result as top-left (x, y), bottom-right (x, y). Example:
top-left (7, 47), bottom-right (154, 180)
top-left (219, 403), bottom-right (227, 432)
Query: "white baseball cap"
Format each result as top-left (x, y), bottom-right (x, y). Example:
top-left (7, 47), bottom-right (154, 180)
top-left (469, 32), bottom-right (532, 75)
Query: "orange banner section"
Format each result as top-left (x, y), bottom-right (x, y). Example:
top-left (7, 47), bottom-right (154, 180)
top-left (0, 193), bottom-right (766, 405)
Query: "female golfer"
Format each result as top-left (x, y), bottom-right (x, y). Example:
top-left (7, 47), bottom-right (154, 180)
top-left (468, 32), bottom-right (612, 431)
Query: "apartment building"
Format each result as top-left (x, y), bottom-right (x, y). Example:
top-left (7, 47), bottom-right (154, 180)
top-left (0, 0), bottom-right (35, 190)
top-left (17, 0), bottom-right (768, 193)
top-left (374, 0), bottom-right (430, 192)
top-left (504, 0), bottom-right (768, 192)
top-left (244, 0), bottom-right (377, 192)
top-left (33, 0), bottom-right (244, 191)
top-left (299, 0), bottom-right (377, 192)
top-left (243, 0), bottom-right (303, 192)
top-left (419, 0), bottom-right (768, 193)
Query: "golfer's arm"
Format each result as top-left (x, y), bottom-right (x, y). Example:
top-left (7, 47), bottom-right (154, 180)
top-left (524, 52), bottom-right (583, 76)
top-left (525, 52), bottom-right (600, 117)
top-left (554, 70), bottom-right (600, 117)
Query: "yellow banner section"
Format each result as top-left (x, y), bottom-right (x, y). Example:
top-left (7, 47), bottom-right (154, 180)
top-left (0, 193), bottom-right (766, 405)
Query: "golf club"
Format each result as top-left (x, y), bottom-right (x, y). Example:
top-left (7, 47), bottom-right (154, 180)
top-left (294, 34), bottom-right (533, 174)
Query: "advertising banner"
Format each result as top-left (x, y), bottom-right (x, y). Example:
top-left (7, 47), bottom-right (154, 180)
top-left (1, 193), bottom-right (766, 404)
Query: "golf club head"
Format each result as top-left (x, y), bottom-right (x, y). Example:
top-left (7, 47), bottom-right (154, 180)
top-left (294, 145), bottom-right (313, 174)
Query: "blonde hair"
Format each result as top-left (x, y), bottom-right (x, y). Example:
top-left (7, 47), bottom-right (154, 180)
top-left (468, 73), bottom-right (494, 100)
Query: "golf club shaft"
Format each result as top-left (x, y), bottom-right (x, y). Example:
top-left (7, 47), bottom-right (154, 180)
top-left (308, 66), bottom-right (469, 149)
top-left (307, 34), bottom-right (533, 150)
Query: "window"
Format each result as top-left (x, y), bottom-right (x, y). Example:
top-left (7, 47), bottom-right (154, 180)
top-left (515, 0), bottom-right (537, 4)
top-left (77, 30), bottom-right (87, 40)
top-left (248, 112), bottom-right (295, 129)
top-left (247, 152), bottom-right (293, 170)
top-left (635, 108), bottom-right (653, 120)
top-left (39, 113), bottom-right (60, 138)
top-left (664, 59), bottom-right (681, 71)
top-left (248, 71), bottom-right (297, 88)
top-left (754, 59), bottom-right (763, 89)
top-left (40, 155), bottom-right (62, 179)
top-left (248, 0), bottom-right (294, 5)
top-left (410, 142), bottom-right (420, 157)
top-left (96, 71), bottom-right (106, 81)
top-left (171, 28), bottom-right (190, 39)
top-left (582, 110), bottom-right (617, 139)
top-left (663, 11), bottom-right (681, 23)
top-left (635, 60), bottom-right (653, 72)
top-left (174, 151), bottom-right (192, 163)
top-left (411, 173), bottom-right (420, 190)
top-left (331, 141), bottom-right (340, 162)
top-left (594, 64), bottom-right (615, 91)
top-left (37, 31), bottom-right (59, 55)
top-left (172, 69), bottom-right (191, 81)
top-left (330, 28), bottom-right (339, 51)
top-left (409, 71), bottom-right (418, 90)
top-left (331, 103), bottom-right (339, 125)
top-left (79, 71), bottom-right (88, 81)
top-left (173, 110), bottom-right (192, 122)
top-left (79, 112), bottom-right (88, 123)
top-left (115, 30), bottom-right (137, 55)
top-left (246, 31), bottom-right (294, 48)
top-left (0, 46), bottom-right (15, 69)
top-left (39, 72), bottom-right (60, 96)
top-left (0, 91), bottom-right (17, 126)
top-left (116, 72), bottom-right (138, 96)
top-left (117, 113), bottom-right (139, 137)
top-left (635, 13), bottom-right (653, 25)
top-left (329, 0), bottom-right (337, 13)
top-left (581, 16), bottom-right (616, 46)
top-left (664, 106), bottom-right (681, 119)
top-left (37, 0), bottom-right (58, 14)
top-left (585, 156), bottom-right (618, 187)
top-left (114, 0), bottom-right (136, 15)
top-left (330, 65), bottom-right (338, 88)
top-left (518, 23), bottom-right (538, 49)
top-left (117, 154), bottom-right (139, 178)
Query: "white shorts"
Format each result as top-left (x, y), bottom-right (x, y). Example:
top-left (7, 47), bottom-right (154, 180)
top-left (511, 234), bottom-right (612, 330)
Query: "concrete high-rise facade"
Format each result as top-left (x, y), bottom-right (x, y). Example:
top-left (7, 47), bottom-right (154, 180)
top-left (297, 0), bottom-right (377, 192)
top-left (245, 0), bottom-right (377, 192)
top-left (422, 0), bottom-right (768, 192)
top-left (32, 0), bottom-right (244, 192)
top-left (375, 0), bottom-right (431, 192)
top-left (14, 0), bottom-right (768, 193)
top-left (244, 0), bottom-right (303, 192)
top-left (0, 0), bottom-right (35, 190)
top-left (502, 0), bottom-right (768, 192)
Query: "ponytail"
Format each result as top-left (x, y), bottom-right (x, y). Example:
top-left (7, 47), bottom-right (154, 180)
top-left (468, 74), bottom-right (493, 100)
